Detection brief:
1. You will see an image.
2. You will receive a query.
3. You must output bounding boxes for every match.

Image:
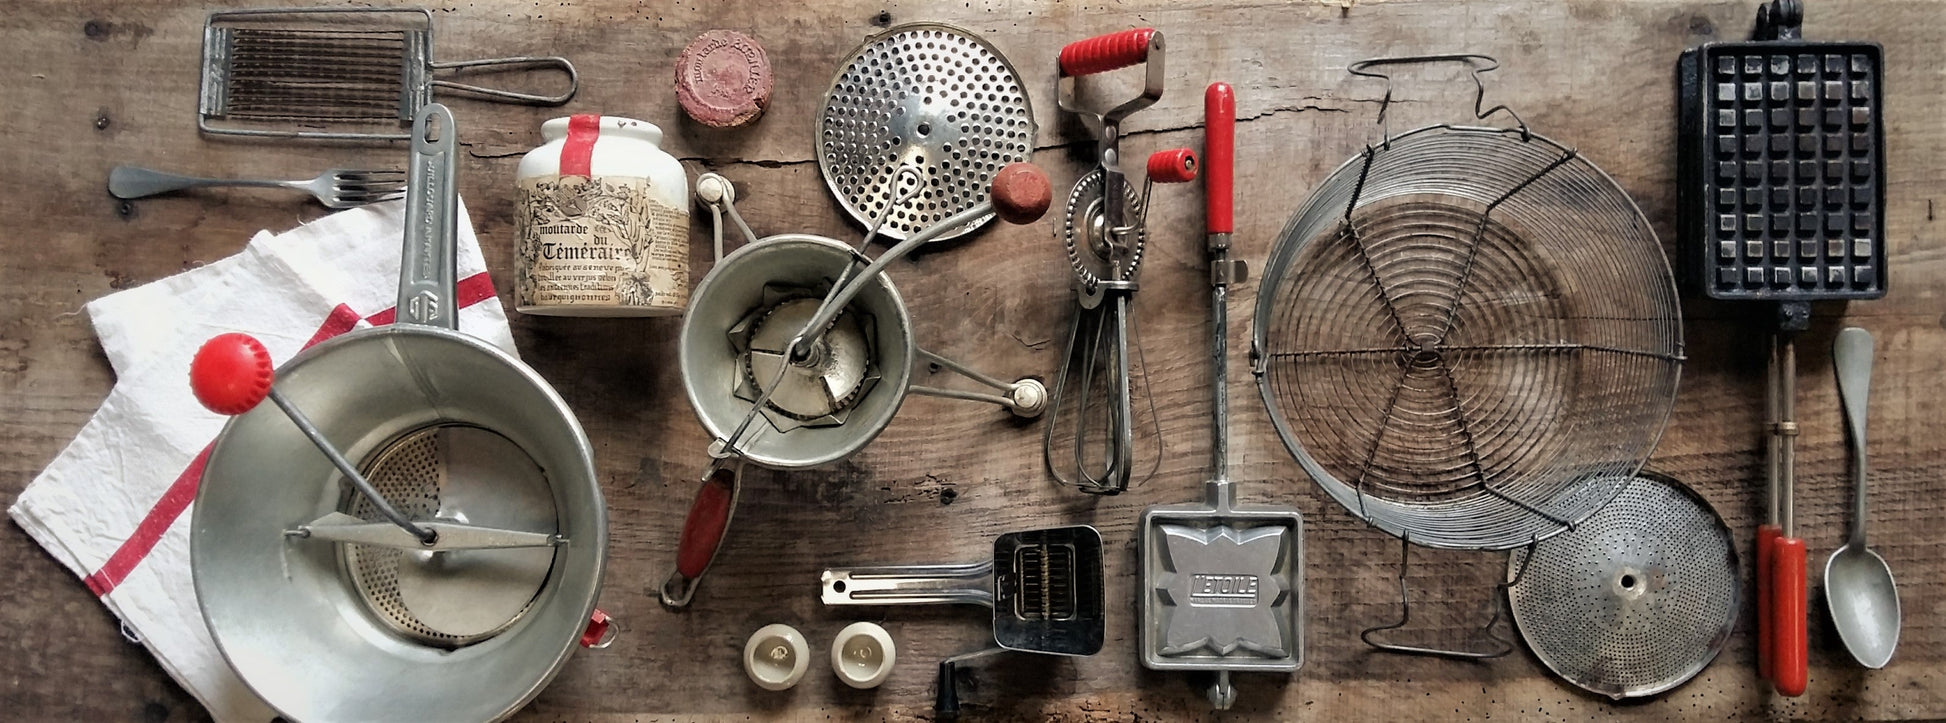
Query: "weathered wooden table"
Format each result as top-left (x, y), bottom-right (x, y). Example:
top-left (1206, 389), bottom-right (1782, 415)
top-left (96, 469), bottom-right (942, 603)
top-left (4, 0), bottom-right (1943, 719)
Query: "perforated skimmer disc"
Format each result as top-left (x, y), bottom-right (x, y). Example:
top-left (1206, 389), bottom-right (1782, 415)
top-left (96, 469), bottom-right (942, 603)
top-left (1254, 125), bottom-right (1683, 550)
top-left (1507, 473), bottom-right (1738, 699)
top-left (817, 23), bottom-right (1035, 242)
top-left (343, 425), bottom-right (558, 647)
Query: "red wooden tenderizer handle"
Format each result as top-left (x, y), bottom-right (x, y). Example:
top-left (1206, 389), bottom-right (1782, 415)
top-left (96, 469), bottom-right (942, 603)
top-left (1771, 535), bottom-right (1809, 696)
top-left (1146, 149), bottom-right (1199, 184)
top-left (190, 333), bottom-right (275, 416)
top-left (1204, 82), bottom-right (1235, 235)
top-left (1058, 28), bottom-right (1156, 77)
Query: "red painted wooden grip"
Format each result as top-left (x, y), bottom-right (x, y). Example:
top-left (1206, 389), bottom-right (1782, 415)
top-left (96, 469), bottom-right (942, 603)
top-left (1204, 82), bottom-right (1236, 234)
top-left (991, 163), bottom-right (1053, 225)
top-left (578, 608), bottom-right (612, 648)
top-left (1771, 536), bottom-right (1808, 696)
top-left (1059, 28), bottom-right (1156, 76)
top-left (1756, 523), bottom-right (1780, 682)
top-left (1147, 149), bottom-right (1198, 184)
top-left (190, 333), bottom-right (274, 416)
top-left (674, 467), bottom-right (736, 578)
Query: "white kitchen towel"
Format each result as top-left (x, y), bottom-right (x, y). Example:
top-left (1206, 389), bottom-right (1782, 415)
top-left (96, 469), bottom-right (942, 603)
top-left (9, 199), bottom-right (515, 722)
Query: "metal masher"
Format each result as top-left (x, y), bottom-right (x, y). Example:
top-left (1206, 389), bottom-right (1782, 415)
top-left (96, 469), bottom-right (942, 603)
top-left (821, 525), bottom-right (1104, 718)
top-left (1044, 28), bottom-right (1198, 495)
top-left (200, 8), bottom-right (578, 140)
top-left (1139, 83), bottom-right (1303, 710)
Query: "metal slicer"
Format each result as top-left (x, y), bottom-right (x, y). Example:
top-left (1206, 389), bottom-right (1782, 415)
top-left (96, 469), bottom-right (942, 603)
top-left (821, 525), bottom-right (1105, 719)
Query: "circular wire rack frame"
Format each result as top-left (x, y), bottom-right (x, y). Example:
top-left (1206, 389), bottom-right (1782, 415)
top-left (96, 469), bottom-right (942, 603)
top-left (1253, 124), bottom-right (1683, 551)
top-left (1507, 472), bottom-right (1739, 699)
top-left (816, 23), bottom-right (1035, 243)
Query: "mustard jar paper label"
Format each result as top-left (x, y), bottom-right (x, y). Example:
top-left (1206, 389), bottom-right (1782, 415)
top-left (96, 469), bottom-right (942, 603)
top-left (516, 175), bottom-right (689, 313)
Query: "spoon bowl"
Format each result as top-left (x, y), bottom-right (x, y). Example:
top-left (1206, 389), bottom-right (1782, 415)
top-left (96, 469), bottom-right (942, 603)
top-left (1824, 543), bottom-right (1900, 668)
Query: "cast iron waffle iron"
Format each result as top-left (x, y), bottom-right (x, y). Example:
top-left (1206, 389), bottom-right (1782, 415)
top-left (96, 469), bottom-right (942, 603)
top-left (1678, 0), bottom-right (1885, 302)
top-left (1676, 0), bottom-right (1886, 697)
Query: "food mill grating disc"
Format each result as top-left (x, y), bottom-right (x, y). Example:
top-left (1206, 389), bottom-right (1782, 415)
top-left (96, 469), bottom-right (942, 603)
top-left (1253, 125), bottom-right (1684, 551)
top-left (1506, 473), bottom-right (1739, 699)
top-left (816, 23), bottom-right (1035, 242)
top-left (343, 425), bottom-right (558, 647)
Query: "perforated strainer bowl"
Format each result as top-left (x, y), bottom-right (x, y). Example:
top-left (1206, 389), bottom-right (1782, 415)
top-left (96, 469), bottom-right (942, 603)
top-left (816, 23), bottom-right (1035, 242)
top-left (1506, 472), bottom-right (1739, 699)
top-left (1254, 125), bottom-right (1683, 551)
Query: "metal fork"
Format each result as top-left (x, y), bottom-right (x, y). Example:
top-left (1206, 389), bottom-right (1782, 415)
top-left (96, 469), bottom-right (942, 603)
top-left (109, 166), bottom-right (407, 209)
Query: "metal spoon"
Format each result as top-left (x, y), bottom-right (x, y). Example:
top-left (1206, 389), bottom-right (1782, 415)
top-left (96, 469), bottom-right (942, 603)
top-left (1824, 326), bottom-right (1900, 668)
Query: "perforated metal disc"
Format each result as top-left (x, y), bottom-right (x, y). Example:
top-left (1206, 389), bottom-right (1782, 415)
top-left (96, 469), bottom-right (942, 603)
top-left (1254, 125), bottom-right (1683, 550)
top-left (817, 23), bottom-right (1035, 242)
top-left (343, 425), bottom-right (557, 647)
top-left (1507, 473), bottom-right (1737, 699)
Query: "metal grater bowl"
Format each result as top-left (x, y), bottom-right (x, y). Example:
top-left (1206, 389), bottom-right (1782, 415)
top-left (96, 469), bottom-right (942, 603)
top-left (816, 23), bottom-right (1035, 242)
top-left (1254, 125), bottom-right (1684, 551)
top-left (1507, 472), bottom-right (1739, 699)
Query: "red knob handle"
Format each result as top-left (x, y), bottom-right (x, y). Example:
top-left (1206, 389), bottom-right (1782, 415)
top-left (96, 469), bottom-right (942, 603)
top-left (675, 466), bottom-right (738, 579)
top-left (1771, 536), bottom-right (1808, 696)
top-left (1147, 149), bottom-right (1198, 184)
top-left (991, 163), bottom-right (1053, 225)
top-left (579, 608), bottom-right (615, 648)
top-left (1204, 83), bottom-right (1236, 235)
top-left (1755, 523), bottom-right (1780, 683)
top-left (190, 333), bottom-right (274, 416)
top-left (1059, 28), bottom-right (1157, 77)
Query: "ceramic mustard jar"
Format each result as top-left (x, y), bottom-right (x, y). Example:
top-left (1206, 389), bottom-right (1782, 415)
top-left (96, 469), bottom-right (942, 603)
top-left (515, 115), bottom-right (690, 316)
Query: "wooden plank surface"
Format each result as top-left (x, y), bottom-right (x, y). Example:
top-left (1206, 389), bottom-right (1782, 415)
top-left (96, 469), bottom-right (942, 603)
top-left (3, 0), bottom-right (1944, 720)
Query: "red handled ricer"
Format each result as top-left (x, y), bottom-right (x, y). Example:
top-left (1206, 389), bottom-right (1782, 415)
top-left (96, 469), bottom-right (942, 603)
top-left (1045, 28), bottom-right (1198, 495)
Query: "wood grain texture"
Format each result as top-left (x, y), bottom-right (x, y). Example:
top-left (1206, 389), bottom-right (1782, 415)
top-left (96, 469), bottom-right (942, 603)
top-left (2, 0), bottom-right (1943, 720)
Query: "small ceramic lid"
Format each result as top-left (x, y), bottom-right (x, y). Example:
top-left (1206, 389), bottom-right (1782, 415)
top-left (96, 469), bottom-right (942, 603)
top-left (830, 622), bottom-right (896, 689)
top-left (675, 30), bottom-right (772, 128)
top-left (743, 624), bottom-right (809, 691)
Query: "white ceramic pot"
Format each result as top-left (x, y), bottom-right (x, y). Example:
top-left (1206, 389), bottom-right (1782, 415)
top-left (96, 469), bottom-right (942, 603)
top-left (515, 115), bottom-right (691, 316)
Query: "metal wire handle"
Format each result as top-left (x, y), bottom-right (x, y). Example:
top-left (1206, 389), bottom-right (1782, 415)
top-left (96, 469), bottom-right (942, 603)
top-left (1347, 54), bottom-right (1528, 144)
top-left (431, 56), bottom-right (579, 106)
top-left (1359, 534), bottom-right (1536, 659)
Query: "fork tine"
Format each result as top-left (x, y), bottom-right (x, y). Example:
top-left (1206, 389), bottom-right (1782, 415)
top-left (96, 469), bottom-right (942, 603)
top-left (332, 170), bottom-right (407, 183)
top-left (323, 190), bottom-right (405, 209)
top-left (336, 179), bottom-right (408, 191)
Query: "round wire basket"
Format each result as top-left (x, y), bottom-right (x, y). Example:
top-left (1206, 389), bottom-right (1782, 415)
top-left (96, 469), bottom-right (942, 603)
top-left (1253, 124), bottom-right (1684, 551)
